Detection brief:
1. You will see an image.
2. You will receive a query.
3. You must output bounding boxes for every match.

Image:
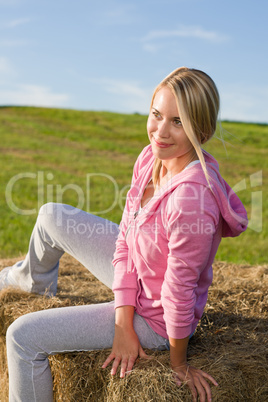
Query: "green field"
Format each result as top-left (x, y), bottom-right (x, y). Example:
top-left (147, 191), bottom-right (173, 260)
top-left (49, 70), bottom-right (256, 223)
top-left (0, 106), bottom-right (267, 264)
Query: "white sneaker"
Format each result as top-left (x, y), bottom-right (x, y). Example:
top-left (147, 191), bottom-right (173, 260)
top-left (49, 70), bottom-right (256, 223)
top-left (0, 267), bottom-right (16, 290)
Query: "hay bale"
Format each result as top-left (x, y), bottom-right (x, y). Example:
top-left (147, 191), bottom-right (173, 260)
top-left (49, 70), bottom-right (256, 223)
top-left (49, 350), bottom-right (192, 402)
top-left (0, 256), bottom-right (267, 401)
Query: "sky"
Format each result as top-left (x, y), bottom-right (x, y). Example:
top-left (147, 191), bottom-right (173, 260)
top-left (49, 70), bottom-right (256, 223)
top-left (0, 0), bottom-right (267, 123)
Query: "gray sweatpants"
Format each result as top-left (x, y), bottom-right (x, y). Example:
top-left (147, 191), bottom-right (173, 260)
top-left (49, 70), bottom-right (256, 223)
top-left (5, 203), bottom-right (169, 402)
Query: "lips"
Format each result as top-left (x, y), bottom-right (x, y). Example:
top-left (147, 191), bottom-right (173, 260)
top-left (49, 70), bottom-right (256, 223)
top-left (153, 138), bottom-right (173, 148)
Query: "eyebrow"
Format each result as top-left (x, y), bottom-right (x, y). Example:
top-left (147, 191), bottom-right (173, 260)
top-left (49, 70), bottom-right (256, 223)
top-left (152, 107), bottom-right (181, 119)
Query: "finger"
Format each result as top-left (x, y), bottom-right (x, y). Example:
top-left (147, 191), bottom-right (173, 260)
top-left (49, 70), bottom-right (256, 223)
top-left (198, 377), bottom-right (212, 402)
top-left (176, 378), bottom-right (182, 387)
top-left (198, 371), bottom-right (219, 402)
top-left (192, 377), bottom-right (207, 402)
top-left (175, 370), bottom-right (199, 401)
top-left (120, 358), bottom-right (128, 378)
top-left (125, 355), bottom-right (137, 375)
top-left (138, 346), bottom-right (152, 360)
top-left (101, 353), bottom-right (115, 369)
top-left (111, 357), bottom-right (121, 376)
top-left (185, 377), bottom-right (197, 402)
top-left (200, 370), bottom-right (219, 387)
top-left (173, 372), bottom-right (182, 387)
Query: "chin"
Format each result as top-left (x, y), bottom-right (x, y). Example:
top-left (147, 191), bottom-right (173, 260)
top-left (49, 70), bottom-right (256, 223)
top-left (151, 149), bottom-right (170, 161)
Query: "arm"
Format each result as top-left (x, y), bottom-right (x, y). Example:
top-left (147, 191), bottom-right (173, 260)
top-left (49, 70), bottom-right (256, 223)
top-left (102, 306), bottom-right (150, 377)
top-left (112, 147), bottom-right (149, 308)
top-left (112, 145), bottom-right (155, 308)
top-left (163, 184), bottom-right (221, 400)
top-left (163, 183), bottom-right (220, 337)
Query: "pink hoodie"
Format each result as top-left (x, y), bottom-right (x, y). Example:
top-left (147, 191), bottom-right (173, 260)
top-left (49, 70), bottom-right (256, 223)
top-left (112, 145), bottom-right (248, 339)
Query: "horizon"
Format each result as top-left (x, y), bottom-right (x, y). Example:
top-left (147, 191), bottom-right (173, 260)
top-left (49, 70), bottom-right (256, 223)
top-left (1, 105), bottom-right (267, 126)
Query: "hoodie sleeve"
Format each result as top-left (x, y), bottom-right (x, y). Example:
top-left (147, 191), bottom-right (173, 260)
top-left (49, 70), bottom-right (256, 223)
top-left (162, 183), bottom-right (221, 339)
top-left (112, 146), bottom-right (151, 308)
top-left (112, 224), bottom-right (138, 308)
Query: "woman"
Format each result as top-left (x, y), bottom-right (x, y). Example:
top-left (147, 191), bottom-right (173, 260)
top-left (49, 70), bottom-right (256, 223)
top-left (1, 67), bottom-right (247, 402)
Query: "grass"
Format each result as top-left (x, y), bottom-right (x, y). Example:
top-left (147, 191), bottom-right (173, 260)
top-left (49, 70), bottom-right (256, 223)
top-left (0, 106), bottom-right (267, 264)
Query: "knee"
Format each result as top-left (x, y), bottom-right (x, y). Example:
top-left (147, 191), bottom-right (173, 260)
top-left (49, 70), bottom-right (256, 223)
top-left (6, 315), bottom-right (33, 357)
top-left (37, 203), bottom-right (77, 231)
top-left (6, 313), bottom-right (47, 365)
top-left (37, 203), bottom-right (65, 235)
top-left (38, 202), bottom-right (59, 225)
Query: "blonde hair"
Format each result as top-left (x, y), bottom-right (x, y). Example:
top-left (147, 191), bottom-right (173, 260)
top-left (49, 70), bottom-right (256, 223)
top-left (151, 67), bottom-right (220, 188)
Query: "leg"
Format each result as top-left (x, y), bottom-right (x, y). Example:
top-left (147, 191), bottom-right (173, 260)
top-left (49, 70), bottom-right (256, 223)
top-left (1, 203), bottom-right (119, 295)
top-left (6, 303), bottom-right (168, 402)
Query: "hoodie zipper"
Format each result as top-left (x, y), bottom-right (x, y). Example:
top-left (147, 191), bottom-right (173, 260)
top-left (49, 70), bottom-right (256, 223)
top-left (125, 210), bottom-right (139, 240)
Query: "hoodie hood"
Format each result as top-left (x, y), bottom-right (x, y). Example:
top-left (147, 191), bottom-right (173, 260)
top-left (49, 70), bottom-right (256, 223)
top-left (201, 150), bottom-right (248, 237)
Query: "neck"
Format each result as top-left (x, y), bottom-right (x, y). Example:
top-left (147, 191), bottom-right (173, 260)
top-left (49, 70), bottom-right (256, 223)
top-left (162, 150), bottom-right (198, 178)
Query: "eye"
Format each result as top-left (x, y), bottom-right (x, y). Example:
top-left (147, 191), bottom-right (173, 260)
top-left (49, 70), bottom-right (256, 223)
top-left (174, 118), bottom-right (182, 126)
top-left (152, 110), bottom-right (161, 119)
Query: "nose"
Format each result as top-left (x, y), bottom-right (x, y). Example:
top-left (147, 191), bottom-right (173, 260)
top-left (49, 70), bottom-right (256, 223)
top-left (156, 120), bottom-right (169, 138)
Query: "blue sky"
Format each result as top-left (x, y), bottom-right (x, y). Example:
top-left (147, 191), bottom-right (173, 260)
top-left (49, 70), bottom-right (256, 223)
top-left (0, 0), bottom-right (267, 123)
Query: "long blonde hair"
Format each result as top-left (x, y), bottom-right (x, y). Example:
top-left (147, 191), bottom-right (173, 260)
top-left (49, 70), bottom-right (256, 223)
top-left (151, 67), bottom-right (220, 188)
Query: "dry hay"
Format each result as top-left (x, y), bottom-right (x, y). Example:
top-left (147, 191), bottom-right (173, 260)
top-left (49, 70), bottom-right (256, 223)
top-left (0, 255), bottom-right (267, 402)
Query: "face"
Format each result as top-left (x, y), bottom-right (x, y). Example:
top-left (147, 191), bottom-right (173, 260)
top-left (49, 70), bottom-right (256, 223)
top-left (147, 86), bottom-right (195, 173)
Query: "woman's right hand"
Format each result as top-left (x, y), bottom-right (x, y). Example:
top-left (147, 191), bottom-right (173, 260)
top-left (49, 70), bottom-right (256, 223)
top-left (102, 323), bottom-right (150, 378)
top-left (102, 305), bottom-right (150, 377)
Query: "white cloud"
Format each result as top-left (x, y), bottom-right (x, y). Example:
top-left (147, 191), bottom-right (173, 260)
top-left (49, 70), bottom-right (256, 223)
top-left (0, 39), bottom-right (31, 47)
top-left (220, 84), bottom-right (268, 124)
top-left (101, 3), bottom-right (137, 25)
top-left (0, 56), bottom-right (14, 75)
top-left (142, 43), bottom-right (159, 54)
top-left (83, 75), bottom-right (152, 113)
top-left (106, 5), bottom-right (133, 20)
top-left (0, 18), bottom-right (33, 46)
top-left (0, 58), bottom-right (69, 108)
top-left (0, 84), bottom-right (70, 107)
top-left (142, 25), bottom-right (229, 45)
top-left (97, 78), bottom-right (147, 98)
top-left (4, 17), bottom-right (32, 28)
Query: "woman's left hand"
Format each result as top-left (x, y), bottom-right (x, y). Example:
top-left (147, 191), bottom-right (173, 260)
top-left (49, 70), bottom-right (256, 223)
top-left (173, 363), bottom-right (218, 402)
